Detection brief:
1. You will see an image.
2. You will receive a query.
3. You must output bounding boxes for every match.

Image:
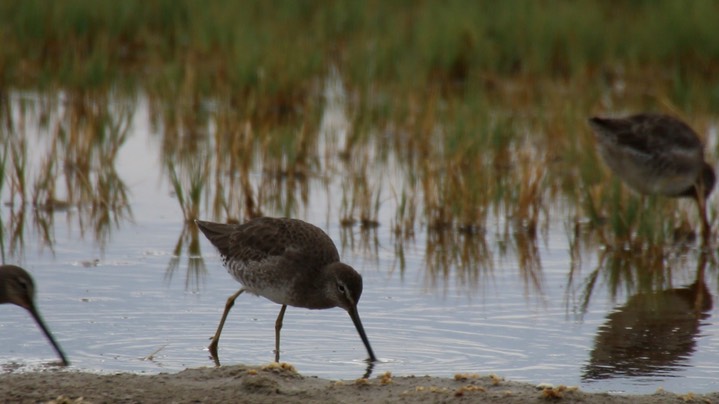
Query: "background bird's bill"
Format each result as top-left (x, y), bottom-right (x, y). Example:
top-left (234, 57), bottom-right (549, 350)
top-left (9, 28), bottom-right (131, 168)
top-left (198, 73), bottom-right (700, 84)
top-left (26, 303), bottom-right (70, 366)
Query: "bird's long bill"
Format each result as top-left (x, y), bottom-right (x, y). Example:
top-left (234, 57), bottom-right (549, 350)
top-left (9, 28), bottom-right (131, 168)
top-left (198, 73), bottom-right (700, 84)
top-left (27, 304), bottom-right (69, 366)
top-left (348, 305), bottom-right (377, 362)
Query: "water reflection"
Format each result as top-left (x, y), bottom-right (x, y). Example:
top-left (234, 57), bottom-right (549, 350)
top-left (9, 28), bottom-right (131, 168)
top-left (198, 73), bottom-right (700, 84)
top-left (164, 222), bottom-right (206, 292)
top-left (0, 87), bottom-right (717, 392)
top-left (570, 243), bottom-right (695, 315)
top-left (424, 229), bottom-right (493, 293)
top-left (512, 228), bottom-right (543, 296)
top-left (1, 88), bottom-right (710, 304)
top-left (583, 254), bottom-right (712, 381)
top-left (0, 92), bottom-right (133, 255)
top-left (151, 93), bottom-right (317, 224)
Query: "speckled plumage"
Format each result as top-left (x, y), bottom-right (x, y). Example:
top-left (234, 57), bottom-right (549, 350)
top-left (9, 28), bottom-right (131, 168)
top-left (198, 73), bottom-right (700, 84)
top-left (588, 113), bottom-right (715, 243)
top-left (588, 113), bottom-right (715, 198)
top-left (196, 217), bottom-right (377, 363)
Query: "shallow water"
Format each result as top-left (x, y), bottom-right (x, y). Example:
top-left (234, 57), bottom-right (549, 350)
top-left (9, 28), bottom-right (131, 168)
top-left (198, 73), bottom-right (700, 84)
top-left (1, 93), bottom-right (718, 395)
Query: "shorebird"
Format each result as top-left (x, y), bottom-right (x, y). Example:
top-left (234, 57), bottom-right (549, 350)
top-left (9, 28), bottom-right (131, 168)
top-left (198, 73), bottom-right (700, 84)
top-left (196, 217), bottom-right (378, 363)
top-left (0, 265), bottom-right (69, 366)
top-left (588, 113), bottom-right (715, 243)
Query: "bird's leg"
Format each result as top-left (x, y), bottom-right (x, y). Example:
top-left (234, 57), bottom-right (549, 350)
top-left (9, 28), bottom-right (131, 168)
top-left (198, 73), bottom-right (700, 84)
top-left (209, 288), bottom-right (245, 360)
top-left (694, 185), bottom-right (711, 247)
top-left (274, 305), bottom-right (287, 362)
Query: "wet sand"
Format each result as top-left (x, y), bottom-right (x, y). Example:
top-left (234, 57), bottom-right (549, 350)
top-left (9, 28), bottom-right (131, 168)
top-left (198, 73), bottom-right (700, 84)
top-left (0, 363), bottom-right (715, 403)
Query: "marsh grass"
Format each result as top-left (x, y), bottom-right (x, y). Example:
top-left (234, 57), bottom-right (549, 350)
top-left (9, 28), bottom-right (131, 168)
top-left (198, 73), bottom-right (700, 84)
top-left (164, 222), bottom-right (207, 292)
top-left (4, 1), bottom-right (719, 99)
top-left (2, 1), bottom-right (719, 274)
top-left (570, 245), bottom-right (701, 317)
top-left (423, 228), bottom-right (494, 295)
top-left (166, 158), bottom-right (205, 222)
top-left (0, 92), bottom-right (132, 254)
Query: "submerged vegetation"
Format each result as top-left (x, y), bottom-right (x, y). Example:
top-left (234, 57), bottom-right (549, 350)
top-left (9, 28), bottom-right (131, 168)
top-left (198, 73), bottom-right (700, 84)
top-left (1, 1), bottom-right (719, 293)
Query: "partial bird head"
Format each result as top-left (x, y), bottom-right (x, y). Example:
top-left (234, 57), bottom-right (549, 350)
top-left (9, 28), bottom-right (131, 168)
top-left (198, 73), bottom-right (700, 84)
top-left (323, 261), bottom-right (377, 362)
top-left (677, 162), bottom-right (716, 199)
top-left (324, 262), bottom-right (364, 312)
top-left (700, 162), bottom-right (716, 198)
top-left (0, 265), bottom-right (70, 366)
top-left (0, 265), bottom-right (37, 310)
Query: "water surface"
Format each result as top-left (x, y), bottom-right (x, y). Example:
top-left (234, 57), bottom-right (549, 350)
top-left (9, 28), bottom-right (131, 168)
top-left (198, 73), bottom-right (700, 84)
top-left (1, 93), bottom-right (717, 395)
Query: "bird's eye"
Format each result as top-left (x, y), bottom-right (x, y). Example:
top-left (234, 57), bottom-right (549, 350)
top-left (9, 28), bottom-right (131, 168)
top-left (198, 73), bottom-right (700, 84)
top-left (17, 279), bottom-right (30, 292)
top-left (337, 284), bottom-right (346, 294)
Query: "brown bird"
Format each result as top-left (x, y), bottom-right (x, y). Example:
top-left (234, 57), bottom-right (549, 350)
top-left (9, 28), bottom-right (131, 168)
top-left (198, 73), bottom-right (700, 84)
top-left (588, 113), bottom-right (715, 243)
top-left (196, 217), bottom-right (377, 363)
top-left (0, 265), bottom-right (69, 366)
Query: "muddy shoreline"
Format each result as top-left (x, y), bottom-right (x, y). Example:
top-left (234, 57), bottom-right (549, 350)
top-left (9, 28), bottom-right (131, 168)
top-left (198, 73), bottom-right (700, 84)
top-left (0, 363), bottom-right (715, 403)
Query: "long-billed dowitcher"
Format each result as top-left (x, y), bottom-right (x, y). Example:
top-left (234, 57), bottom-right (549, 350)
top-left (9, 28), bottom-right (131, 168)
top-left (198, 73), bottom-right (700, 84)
top-left (588, 113), bottom-right (715, 243)
top-left (0, 265), bottom-right (69, 366)
top-left (196, 217), bottom-right (378, 363)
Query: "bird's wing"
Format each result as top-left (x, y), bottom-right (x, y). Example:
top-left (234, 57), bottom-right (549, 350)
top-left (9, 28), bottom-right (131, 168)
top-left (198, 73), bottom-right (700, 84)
top-left (228, 218), bottom-right (341, 269)
top-left (227, 218), bottom-right (287, 262)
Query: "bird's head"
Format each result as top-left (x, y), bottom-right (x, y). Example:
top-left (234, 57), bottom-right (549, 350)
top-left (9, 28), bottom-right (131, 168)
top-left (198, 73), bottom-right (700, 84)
top-left (0, 265), bottom-right (37, 311)
top-left (700, 163), bottom-right (716, 198)
top-left (324, 262), bottom-right (364, 312)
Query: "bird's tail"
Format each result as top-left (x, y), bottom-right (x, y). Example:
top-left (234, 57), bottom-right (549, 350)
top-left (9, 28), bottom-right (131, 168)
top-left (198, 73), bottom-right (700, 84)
top-left (195, 220), bottom-right (234, 255)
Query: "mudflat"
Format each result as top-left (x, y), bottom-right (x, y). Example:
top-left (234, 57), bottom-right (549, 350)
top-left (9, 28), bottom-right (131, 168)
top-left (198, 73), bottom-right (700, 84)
top-left (0, 363), bottom-right (715, 403)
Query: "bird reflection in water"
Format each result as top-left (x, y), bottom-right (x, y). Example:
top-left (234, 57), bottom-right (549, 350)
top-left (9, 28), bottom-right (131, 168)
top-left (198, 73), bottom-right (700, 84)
top-left (583, 256), bottom-right (712, 381)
